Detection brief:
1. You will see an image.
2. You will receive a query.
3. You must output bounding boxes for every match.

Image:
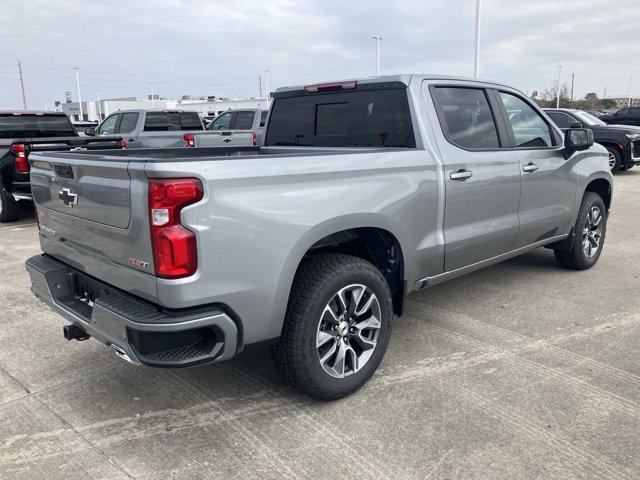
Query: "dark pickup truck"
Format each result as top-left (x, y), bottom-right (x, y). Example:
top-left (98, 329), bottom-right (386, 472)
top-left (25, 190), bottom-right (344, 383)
top-left (0, 111), bottom-right (122, 222)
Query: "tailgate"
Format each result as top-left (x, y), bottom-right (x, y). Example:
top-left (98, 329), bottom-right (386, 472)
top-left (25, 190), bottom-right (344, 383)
top-left (195, 131), bottom-right (254, 147)
top-left (29, 151), bottom-right (157, 302)
top-left (30, 152), bottom-right (131, 228)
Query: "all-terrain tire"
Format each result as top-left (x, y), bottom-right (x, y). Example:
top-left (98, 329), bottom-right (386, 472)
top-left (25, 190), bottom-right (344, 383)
top-left (272, 254), bottom-right (393, 400)
top-left (554, 191), bottom-right (607, 270)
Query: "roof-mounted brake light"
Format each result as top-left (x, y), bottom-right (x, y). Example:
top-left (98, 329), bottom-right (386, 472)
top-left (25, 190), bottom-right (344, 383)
top-left (304, 80), bottom-right (357, 94)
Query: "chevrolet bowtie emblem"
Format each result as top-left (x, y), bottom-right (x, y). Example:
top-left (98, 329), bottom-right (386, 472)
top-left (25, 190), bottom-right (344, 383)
top-left (58, 187), bottom-right (78, 207)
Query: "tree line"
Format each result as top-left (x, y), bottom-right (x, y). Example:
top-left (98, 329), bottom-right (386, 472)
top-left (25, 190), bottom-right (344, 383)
top-left (532, 82), bottom-right (617, 110)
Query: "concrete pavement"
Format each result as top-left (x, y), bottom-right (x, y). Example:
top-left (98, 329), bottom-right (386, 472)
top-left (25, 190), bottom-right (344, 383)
top-left (1, 171), bottom-right (639, 479)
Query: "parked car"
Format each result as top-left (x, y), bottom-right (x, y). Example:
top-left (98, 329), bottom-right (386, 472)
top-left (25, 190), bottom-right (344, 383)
top-left (545, 108), bottom-right (640, 171)
top-left (0, 111), bottom-right (122, 222)
top-left (25, 74), bottom-right (611, 400)
top-left (203, 108), bottom-right (268, 146)
top-left (599, 107), bottom-right (640, 127)
top-left (87, 110), bottom-right (204, 148)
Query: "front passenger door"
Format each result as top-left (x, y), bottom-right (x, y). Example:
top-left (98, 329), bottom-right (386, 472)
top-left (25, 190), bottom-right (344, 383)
top-left (496, 91), bottom-right (576, 248)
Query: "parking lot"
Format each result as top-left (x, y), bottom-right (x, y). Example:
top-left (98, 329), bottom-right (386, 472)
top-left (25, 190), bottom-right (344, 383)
top-left (0, 170), bottom-right (637, 479)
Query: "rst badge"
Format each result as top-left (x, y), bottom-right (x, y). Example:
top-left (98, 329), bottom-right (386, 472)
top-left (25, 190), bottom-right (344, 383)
top-left (58, 187), bottom-right (78, 207)
top-left (128, 257), bottom-right (149, 268)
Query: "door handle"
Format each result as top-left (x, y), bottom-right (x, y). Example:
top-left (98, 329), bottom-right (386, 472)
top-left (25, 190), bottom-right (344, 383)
top-left (523, 163), bottom-right (539, 173)
top-left (450, 169), bottom-right (473, 180)
top-left (222, 138), bottom-right (231, 143)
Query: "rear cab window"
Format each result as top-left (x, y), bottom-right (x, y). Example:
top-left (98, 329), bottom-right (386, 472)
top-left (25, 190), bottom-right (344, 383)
top-left (265, 86), bottom-right (416, 148)
top-left (143, 112), bottom-right (203, 131)
top-left (0, 113), bottom-right (76, 138)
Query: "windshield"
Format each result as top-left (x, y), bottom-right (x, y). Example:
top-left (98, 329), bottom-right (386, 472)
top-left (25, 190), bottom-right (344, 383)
top-left (0, 114), bottom-right (76, 138)
top-left (573, 111), bottom-right (606, 127)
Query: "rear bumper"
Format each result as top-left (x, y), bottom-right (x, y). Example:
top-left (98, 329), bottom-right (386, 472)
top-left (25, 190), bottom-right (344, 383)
top-left (25, 254), bottom-right (239, 367)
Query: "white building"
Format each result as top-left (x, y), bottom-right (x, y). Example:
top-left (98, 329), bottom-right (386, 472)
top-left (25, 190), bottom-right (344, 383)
top-left (61, 96), bottom-right (271, 123)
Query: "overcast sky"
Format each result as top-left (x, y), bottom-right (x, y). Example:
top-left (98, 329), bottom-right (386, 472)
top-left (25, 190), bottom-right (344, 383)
top-left (1, 0), bottom-right (639, 109)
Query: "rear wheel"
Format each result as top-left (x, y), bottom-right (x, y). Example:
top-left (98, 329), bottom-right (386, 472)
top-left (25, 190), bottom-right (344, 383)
top-left (273, 254), bottom-right (392, 400)
top-left (0, 187), bottom-right (19, 223)
top-left (554, 191), bottom-right (607, 270)
top-left (606, 146), bottom-right (622, 172)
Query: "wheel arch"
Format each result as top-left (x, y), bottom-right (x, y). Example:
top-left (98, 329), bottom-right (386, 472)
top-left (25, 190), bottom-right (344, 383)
top-left (584, 176), bottom-right (612, 211)
top-left (267, 214), bottom-right (411, 338)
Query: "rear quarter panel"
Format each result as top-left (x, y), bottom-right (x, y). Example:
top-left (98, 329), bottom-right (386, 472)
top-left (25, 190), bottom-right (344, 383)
top-left (145, 148), bottom-right (440, 343)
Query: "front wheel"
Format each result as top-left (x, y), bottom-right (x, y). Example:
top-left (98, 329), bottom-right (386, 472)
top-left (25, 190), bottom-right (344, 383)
top-left (606, 146), bottom-right (622, 172)
top-left (554, 191), bottom-right (607, 270)
top-left (273, 254), bottom-right (393, 400)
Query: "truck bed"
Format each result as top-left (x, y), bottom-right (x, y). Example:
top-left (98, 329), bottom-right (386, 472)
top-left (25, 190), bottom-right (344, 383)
top-left (31, 145), bottom-right (392, 163)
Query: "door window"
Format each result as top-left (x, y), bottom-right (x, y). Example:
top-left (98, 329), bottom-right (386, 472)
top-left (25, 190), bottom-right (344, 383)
top-left (499, 92), bottom-right (553, 148)
top-left (433, 87), bottom-right (500, 149)
top-left (233, 111), bottom-right (255, 130)
top-left (208, 112), bottom-right (233, 130)
top-left (118, 113), bottom-right (139, 134)
top-left (98, 114), bottom-right (119, 134)
top-left (546, 111), bottom-right (575, 129)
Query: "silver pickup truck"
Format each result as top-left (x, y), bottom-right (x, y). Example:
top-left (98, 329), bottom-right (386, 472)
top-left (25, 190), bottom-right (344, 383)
top-left (25, 74), bottom-right (612, 399)
top-left (87, 109), bottom-right (204, 148)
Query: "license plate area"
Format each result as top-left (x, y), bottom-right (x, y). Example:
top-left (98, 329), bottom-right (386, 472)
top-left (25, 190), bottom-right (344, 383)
top-left (57, 267), bottom-right (116, 322)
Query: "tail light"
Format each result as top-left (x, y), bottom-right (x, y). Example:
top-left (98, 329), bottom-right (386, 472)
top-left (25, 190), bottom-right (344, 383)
top-left (252, 132), bottom-right (257, 146)
top-left (11, 144), bottom-right (29, 173)
top-left (183, 133), bottom-right (195, 147)
top-left (119, 139), bottom-right (127, 148)
top-left (148, 178), bottom-right (203, 279)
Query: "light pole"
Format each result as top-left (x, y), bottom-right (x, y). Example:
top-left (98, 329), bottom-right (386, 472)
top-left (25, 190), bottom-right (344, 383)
top-left (473, 0), bottom-right (481, 78)
top-left (556, 65), bottom-right (563, 108)
top-left (628, 77), bottom-right (633, 107)
top-left (262, 70), bottom-right (270, 101)
top-left (74, 67), bottom-right (83, 120)
top-left (372, 35), bottom-right (382, 76)
top-left (150, 83), bottom-right (156, 108)
top-left (97, 90), bottom-right (103, 120)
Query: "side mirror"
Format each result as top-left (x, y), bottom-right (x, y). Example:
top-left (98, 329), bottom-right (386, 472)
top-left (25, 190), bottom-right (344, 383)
top-left (564, 128), bottom-right (593, 159)
top-left (84, 127), bottom-right (96, 136)
top-left (569, 121), bottom-right (582, 129)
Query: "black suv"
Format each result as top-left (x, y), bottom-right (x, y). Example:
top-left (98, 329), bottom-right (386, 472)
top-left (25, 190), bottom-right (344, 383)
top-left (600, 107), bottom-right (640, 128)
top-left (544, 108), bottom-right (640, 172)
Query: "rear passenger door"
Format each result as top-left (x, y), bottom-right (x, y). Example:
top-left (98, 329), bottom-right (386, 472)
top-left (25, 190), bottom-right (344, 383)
top-left (429, 85), bottom-right (521, 271)
top-left (495, 90), bottom-right (575, 248)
